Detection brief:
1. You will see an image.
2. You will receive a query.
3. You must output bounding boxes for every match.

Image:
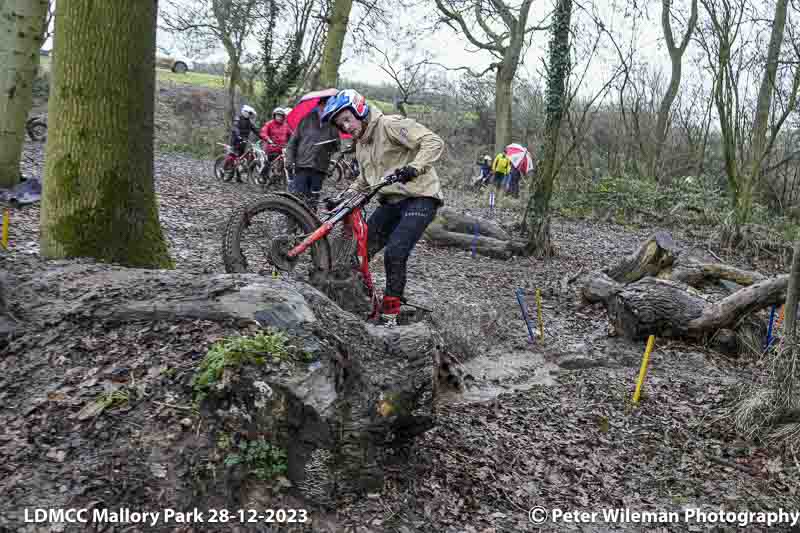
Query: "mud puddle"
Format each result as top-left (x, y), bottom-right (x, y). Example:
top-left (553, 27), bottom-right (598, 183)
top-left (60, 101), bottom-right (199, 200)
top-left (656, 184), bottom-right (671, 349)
top-left (442, 348), bottom-right (560, 404)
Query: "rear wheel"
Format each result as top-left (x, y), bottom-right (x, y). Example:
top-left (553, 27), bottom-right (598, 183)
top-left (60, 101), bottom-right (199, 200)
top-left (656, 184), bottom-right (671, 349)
top-left (222, 195), bottom-right (332, 281)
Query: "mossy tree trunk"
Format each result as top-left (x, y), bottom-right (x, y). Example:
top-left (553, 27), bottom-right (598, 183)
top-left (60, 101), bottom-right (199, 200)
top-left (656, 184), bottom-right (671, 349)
top-left (523, 0), bottom-right (572, 257)
top-left (39, 0), bottom-right (173, 269)
top-left (0, 0), bottom-right (49, 188)
top-left (736, 0), bottom-right (789, 227)
top-left (316, 0), bottom-right (353, 89)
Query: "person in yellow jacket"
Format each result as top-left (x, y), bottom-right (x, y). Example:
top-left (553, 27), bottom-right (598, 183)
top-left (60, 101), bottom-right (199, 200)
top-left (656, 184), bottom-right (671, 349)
top-left (492, 151), bottom-right (511, 192)
top-left (320, 89), bottom-right (444, 327)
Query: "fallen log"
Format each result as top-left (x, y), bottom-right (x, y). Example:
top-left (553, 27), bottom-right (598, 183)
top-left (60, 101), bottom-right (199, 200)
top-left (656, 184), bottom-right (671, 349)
top-left (660, 262), bottom-right (765, 287)
top-left (583, 232), bottom-right (789, 342)
top-left (424, 222), bottom-right (512, 259)
top-left (434, 207), bottom-right (511, 241)
top-left (604, 231), bottom-right (680, 283)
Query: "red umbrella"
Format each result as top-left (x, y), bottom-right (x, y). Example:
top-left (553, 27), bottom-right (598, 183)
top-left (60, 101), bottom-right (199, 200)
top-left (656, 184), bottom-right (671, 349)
top-left (287, 88), bottom-right (351, 139)
top-left (505, 143), bottom-right (535, 174)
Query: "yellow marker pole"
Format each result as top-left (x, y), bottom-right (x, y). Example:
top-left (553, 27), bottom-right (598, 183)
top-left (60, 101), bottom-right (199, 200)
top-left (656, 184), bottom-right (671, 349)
top-left (632, 335), bottom-right (655, 405)
top-left (536, 288), bottom-right (544, 343)
top-left (1, 208), bottom-right (9, 250)
top-left (776, 305), bottom-right (785, 329)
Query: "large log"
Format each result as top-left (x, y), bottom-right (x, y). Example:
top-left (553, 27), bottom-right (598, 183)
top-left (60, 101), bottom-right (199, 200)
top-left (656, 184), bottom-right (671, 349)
top-left (583, 232), bottom-right (789, 342)
top-left (434, 207), bottom-right (511, 241)
top-left (604, 231), bottom-right (680, 283)
top-left (16, 264), bottom-right (447, 507)
top-left (424, 222), bottom-right (512, 259)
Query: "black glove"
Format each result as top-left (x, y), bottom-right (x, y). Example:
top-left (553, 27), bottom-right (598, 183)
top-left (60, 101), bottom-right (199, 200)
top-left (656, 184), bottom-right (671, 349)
top-left (395, 166), bottom-right (419, 183)
top-left (287, 163), bottom-right (295, 178)
top-left (323, 196), bottom-right (342, 211)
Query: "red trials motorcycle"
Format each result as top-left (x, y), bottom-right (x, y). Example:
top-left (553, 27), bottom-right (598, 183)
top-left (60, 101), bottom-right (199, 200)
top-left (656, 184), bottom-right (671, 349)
top-left (222, 173), bottom-right (410, 320)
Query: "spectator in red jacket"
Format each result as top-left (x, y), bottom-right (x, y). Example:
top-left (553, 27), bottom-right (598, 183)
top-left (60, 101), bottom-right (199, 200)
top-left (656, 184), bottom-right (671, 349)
top-left (260, 107), bottom-right (292, 163)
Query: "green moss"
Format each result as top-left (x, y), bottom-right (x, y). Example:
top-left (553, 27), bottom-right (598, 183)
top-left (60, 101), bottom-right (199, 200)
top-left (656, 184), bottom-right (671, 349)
top-left (45, 157), bottom-right (173, 268)
top-left (192, 330), bottom-right (291, 402)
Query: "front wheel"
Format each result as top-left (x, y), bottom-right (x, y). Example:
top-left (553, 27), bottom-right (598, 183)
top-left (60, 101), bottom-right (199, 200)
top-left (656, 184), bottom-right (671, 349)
top-left (222, 194), bottom-right (332, 279)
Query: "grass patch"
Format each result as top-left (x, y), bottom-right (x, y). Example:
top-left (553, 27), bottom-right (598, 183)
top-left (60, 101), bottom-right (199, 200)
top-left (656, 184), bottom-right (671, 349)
top-left (156, 68), bottom-right (225, 89)
top-left (223, 438), bottom-right (288, 480)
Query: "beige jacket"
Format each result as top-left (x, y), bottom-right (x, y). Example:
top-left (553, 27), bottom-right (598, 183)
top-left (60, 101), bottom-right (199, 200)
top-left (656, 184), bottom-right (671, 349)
top-left (348, 107), bottom-right (445, 204)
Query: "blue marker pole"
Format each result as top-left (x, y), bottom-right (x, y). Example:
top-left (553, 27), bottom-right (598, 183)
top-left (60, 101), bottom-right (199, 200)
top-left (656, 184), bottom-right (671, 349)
top-left (766, 304), bottom-right (777, 350)
top-left (515, 288), bottom-right (536, 344)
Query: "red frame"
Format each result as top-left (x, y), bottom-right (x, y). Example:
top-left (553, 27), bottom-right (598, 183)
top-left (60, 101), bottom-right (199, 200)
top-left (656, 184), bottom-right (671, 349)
top-left (286, 207), bottom-right (381, 319)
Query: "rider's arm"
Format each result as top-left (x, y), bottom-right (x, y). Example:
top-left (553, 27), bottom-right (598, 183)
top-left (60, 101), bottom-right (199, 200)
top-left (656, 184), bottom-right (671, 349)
top-left (382, 117), bottom-right (444, 176)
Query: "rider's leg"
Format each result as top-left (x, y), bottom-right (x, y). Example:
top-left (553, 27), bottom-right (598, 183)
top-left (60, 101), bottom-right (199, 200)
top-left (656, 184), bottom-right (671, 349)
top-left (307, 170), bottom-right (326, 212)
top-left (379, 198), bottom-right (438, 325)
top-left (231, 141), bottom-right (246, 182)
top-left (223, 141), bottom-right (240, 180)
top-left (365, 200), bottom-right (403, 261)
top-left (286, 169), bottom-right (312, 233)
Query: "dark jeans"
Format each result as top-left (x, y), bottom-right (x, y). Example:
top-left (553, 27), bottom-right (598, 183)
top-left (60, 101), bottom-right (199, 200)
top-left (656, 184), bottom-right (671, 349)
top-left (494, 172), bottom-right (507, 189)
top-left (290, 168), bottom-right (325, 209)
top-left (509, 171), bottom-right (520, 196)
top-left (367, 197), bottom-right (439, 298)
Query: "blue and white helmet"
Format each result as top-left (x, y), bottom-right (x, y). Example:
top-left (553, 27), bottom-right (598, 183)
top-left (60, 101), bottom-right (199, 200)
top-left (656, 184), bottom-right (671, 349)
top-left (320, 89), bottom-right (370, 124)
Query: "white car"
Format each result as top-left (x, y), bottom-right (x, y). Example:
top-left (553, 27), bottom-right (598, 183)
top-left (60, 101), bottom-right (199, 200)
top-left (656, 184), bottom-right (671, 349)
top-left (156, 52), bottom-right (194, 74)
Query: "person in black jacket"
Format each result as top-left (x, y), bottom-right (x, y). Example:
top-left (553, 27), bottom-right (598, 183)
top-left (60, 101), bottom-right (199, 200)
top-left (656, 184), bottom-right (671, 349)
top-left (285, 98), bottom-right (340, 210)
top-left (223, 105), bottom-right (261, 182)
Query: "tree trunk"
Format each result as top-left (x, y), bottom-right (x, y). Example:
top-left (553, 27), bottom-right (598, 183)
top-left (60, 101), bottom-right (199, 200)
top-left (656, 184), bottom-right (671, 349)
top-left (737, 0), bottom-right (789, 225)
top-left (225, 54), bottom-right (241, 130)
top-left (785, 239), bottom-right (800, 339)
top-left (523, 0), bottom-right (571, 257)
top-left (0, 0), bottom-right (49, 188)
top-left (652, 0), bottom-right (698, 181)
top-left (316, 0), bottom-right (353, 89)
top-left (494, 69), bottom-right (514, 154)
top-left (39, 0), bottom-right (173, 269)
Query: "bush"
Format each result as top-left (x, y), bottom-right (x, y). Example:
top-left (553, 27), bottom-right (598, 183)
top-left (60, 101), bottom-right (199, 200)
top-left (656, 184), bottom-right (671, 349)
top-left (552, 174), bottom-right (730, 226)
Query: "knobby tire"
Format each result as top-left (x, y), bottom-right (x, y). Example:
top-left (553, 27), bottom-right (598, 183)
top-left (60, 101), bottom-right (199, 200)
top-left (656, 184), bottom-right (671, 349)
top-left (221, 194), bottom-right (332, 275)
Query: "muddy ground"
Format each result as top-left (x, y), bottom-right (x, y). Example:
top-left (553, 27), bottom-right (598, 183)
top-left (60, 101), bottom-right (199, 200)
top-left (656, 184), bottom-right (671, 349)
top-left (2, 132), bottom-right (800, 533)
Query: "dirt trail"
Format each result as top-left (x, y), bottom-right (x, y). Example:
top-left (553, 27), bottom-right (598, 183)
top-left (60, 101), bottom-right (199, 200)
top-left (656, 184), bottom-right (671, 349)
top-left (2, 141), bottom-right (799, 532)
